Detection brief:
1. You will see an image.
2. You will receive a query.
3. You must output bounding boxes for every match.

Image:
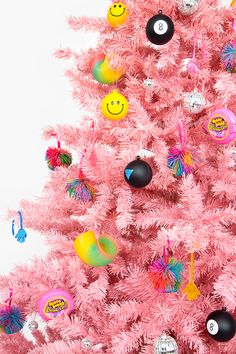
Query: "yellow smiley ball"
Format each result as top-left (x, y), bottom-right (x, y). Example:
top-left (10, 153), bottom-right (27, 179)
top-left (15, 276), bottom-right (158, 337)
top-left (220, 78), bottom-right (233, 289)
top-left (101, 90), bottom-right (129, 121)
top-left (107, 2), bottom-right (128, 28)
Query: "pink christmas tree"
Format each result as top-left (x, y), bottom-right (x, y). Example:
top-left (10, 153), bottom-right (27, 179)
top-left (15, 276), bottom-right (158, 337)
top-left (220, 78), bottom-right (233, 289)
top-left (0, 0), bottom-right (236, 353)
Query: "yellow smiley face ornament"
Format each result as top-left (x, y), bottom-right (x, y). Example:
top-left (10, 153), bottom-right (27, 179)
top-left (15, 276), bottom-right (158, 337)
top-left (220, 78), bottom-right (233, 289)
top-left (107, 2), bottom-right (128, 28)
top-left (101, 90), bottom-right (129, 121)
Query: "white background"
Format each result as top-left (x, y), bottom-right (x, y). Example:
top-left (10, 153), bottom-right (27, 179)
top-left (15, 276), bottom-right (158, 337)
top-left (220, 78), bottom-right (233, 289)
top-left (0, 0), bottom-right (230, 275)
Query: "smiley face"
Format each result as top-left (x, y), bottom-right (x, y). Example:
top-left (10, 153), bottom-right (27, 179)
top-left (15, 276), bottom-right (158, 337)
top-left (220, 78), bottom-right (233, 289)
top-left (107, 2), bottom-right (128, 28)
top-left (101, 90), bottom-right (129, 121)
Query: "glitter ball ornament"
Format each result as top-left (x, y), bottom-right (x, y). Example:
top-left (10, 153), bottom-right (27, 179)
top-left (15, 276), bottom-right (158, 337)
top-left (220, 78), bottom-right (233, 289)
top-left (124, 156), bottom-right (153, 188)
top-left (81, 338), bottom-right (93, 350)
top-left (146, 10), bottom-right (174, 45)
top-left (143, 78), bottom-right (155, 88)
top-left (154, 333), bottom-right (178, 354)
top-left (28, 320), bottom-right (38, 331)
top-left (206, 308), bottom-right (236, 342)
top-left (177, 0), bottom-right (199, 16)
top-left (184, 89), bottom-right (206, 114)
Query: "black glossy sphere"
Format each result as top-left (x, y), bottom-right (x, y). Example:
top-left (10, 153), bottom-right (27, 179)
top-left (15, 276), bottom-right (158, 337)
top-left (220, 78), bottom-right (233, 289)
top-left (124, 158), bottom-right (153, 188)
top-left (146, 11), bottom-right (174, 45)
top-left (206, 308), bottom-right (236, 342)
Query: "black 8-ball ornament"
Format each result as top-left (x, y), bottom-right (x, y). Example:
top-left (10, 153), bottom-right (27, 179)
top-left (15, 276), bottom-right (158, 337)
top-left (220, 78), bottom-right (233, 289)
top-left (206, 308), bottom-right (236, 342)
top-left (124, 156), bottom-right (153, 188)
top-left (146, 10), bottom-right (174, 45)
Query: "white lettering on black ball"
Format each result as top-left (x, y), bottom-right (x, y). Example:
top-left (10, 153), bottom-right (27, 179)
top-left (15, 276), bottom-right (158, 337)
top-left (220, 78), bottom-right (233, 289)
top-left (154, 20), bottom-right (168, 35)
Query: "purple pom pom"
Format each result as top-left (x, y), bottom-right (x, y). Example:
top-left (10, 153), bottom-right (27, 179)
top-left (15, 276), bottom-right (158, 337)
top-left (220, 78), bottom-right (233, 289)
top-left (0, 306), bottom-right (25, 334)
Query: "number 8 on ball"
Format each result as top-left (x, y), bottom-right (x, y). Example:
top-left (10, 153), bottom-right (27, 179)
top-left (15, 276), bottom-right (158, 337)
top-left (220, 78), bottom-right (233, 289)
top-left (146, 10), bottom-right (174, 45)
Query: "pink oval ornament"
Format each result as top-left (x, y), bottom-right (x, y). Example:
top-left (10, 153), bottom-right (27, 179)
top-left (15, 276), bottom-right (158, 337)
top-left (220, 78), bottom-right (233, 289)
top-left (38, 289), bottom-right (74, 321)
top-left (207, 109), bottom-right (236, 144)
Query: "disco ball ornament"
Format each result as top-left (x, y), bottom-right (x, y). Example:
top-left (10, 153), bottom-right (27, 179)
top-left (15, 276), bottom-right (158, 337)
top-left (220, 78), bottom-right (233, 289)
top-left (184, 89), bottom-right (206, 114)
top-left (81, 338), bottom-right (93, 350)
top-left (144, 78), bottom-right (155, 88)
top-left (154, 333), bottom-right (178, 354)
top-left (28, 320), bottom-right (39, 331)
top-left (177, 0), bottom-right (199, 15)
top-left (206, 308), bottom-right (236, 342)
top-left (124, 156), bottom-right (153, 188)
top-left (146, 10), bottom-right (174, 45)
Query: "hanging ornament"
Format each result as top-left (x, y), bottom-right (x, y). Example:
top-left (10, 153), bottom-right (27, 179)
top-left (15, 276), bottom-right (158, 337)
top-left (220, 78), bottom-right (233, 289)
top-left (177, 0), bottom-right (199, 16)
top-left (12, 211), bottom-right (27, 243)
top-left (101, 89), bottom-right (129, 121)
top-left (21, 312), bottom-right (49, 345)
top-left (148, 238), bottom-right (183, 293)
top-left (38, 289), bottom-right (75, 321)
top-left (66, 149), bottom-right (96, 202)
top-left (45, 140), bottom-right (72, 170)
top-left (153, 333), bottom-right (178, 354)
top-left (107, 2), bottom-right (128, 28)
top-left (74, 230), bottom-right (118, 267)
top-left (81, 338), bottom-right (94, 350)
top-left (206, 308), bottom-right (236, 342)
top-left (90, 53), bottom-right (123, 85)
top-left (183, 252), bottom-right (200, 301)
top-left (186, 31), bottom-right (199, 76)
top-left (167, 111), bottom-right (194, 177)
top-left (221, 19), bottom-right (236, 73)
top-left (143, 78), bottom-right (155, 88)
top-left (206, 108), bottom-right (236, 145)
top-left (28, 320), bottom-right (38, 331)
top-left (183, 89), bottom-right (206, 114)
top-left (0, 289), bottom-right (25, 334)
top-left (221, 41), bottom-right (236, 73)
top-left (124, 156), bottom-right (153, 188)
top-left (146, 10), bottom-right (174, 46)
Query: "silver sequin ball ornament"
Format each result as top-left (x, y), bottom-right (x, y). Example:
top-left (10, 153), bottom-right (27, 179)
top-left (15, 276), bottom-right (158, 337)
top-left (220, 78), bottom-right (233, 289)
top-left (28, 321), bottom-right (39, 331)
top-left (154, 333), bottom-right (178, 354)
top-left (177, 0), bottom-right (199, 16)
top-left (81, 338), bottom-right (93, 350)
top-left (184, 89), bottom-right (206, 114)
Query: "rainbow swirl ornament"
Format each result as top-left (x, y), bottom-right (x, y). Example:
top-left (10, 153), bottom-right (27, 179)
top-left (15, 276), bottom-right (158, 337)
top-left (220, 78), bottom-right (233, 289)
top-left (90, 53), bottom-right (123, 85)
top-left (74, 231), bottom-right (118, 267)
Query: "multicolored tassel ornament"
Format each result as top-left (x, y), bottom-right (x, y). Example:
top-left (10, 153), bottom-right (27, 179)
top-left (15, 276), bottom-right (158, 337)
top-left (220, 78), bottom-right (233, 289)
top-left (148, 239), bottom-right (183, 293)
top-left (221, 19), bottom-right (236, 73)
top-left (45, 140), bottom-right (72, 170)
top-left (66, 149), bottom-right (95, 202)
top-left (183, 252), bottom-right (200, 301)
top-left (168, 110), bottom-right (194, 177)
top-left (221, 41), bottom-right (236, 73)
top-left (0, 289), bottom-right (25, 334)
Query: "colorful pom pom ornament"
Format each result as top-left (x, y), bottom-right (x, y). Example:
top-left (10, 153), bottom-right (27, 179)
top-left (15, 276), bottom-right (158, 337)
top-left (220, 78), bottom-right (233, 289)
top-left (45, 141), bottom-right (72, 170)
top-left (148, 240), bottom-right (183, 293)
top-left (168, 111), bottom-right (194, 177)
top-left (66, 149), bottom-right (95, 202)
top-left (66, 178), bottom-right (95, 202)
top-left (221, 41), bottom-right (236, 73)
top-left (0, 306), bottom-right (25, 334)
top-left (0, 289), bottom-right (25, 334)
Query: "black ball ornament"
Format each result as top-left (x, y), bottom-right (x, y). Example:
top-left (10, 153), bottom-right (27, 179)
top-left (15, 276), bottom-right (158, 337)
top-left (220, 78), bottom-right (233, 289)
top-left (206, 308), bottom-right (236, 342)
top-left (124, 156), bottom-right (153, 188)
top-left (146, 10), bottom-right (174, 45)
